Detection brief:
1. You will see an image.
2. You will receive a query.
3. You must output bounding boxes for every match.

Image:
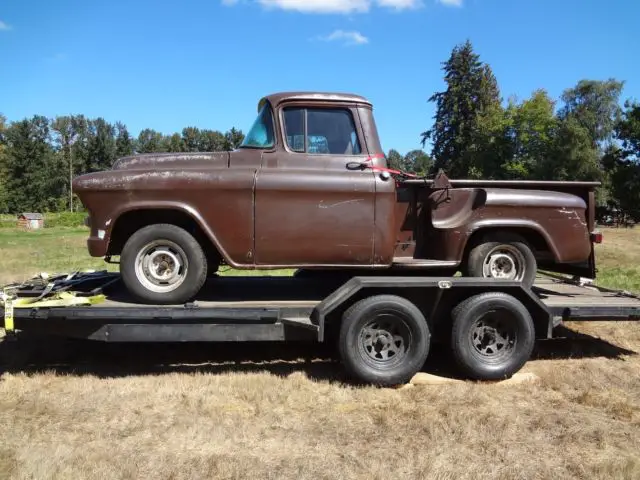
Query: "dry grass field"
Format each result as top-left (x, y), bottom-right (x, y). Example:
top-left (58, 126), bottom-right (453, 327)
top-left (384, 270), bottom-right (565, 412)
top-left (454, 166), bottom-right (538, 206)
top-left (1, 225), bottom-right (639, 479)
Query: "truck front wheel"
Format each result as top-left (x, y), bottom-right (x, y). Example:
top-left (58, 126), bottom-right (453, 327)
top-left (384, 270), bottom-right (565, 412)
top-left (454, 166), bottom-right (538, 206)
top-left (120, 224), bottom-right (208, 305)
top-left (338, 295), bottom-right (430, 386)
top-left (466, 233), bottom-right (537, 287)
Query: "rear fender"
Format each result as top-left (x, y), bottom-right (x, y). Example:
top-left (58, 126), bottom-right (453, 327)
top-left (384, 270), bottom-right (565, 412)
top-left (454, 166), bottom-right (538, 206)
top-left (466, 219), bottom-right (561, 260)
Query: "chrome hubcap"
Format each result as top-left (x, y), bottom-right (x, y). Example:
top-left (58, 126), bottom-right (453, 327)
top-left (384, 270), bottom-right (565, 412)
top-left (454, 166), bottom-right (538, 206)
top-left (482, 246), bottom-right (525, 281)
top-left (135, 241), bottom-right (188, 293)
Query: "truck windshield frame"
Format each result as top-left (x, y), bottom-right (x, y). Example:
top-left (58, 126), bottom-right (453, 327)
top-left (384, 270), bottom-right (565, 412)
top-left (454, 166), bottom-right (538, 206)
top-left (240, 104), bottom-right (275, 149)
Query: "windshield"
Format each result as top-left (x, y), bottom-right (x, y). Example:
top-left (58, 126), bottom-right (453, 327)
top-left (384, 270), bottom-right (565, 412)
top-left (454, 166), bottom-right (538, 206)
top-left (240, 104), bottom-right (275, 149)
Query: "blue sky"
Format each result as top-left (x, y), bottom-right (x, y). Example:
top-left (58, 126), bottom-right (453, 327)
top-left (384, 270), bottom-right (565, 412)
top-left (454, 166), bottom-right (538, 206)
top-left (1, 0), bottom-right (639, 155)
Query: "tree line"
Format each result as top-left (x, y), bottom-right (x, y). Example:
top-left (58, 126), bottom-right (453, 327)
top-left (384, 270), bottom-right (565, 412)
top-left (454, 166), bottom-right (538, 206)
top-left (1, 40), bottom-right (639, 220)
top-left (390, 40), bottom-right (640, 223)
top-left (0, 116), bottom-right (245, 213)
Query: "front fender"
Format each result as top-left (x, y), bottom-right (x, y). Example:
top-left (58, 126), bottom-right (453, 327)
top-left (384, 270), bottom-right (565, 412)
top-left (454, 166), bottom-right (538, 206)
top-left (88, 202), bottom-right (236, 265)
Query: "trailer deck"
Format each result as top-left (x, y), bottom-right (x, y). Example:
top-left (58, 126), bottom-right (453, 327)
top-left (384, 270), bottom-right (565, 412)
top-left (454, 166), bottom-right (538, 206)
top-left (3, 274), bottom-right (640, 340)
top-left (3, 272), bottom-right (640, 383)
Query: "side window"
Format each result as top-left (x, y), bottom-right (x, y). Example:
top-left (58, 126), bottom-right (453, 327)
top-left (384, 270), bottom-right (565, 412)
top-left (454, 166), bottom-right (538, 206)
top-left (283, 107), bottom-right (362, 155)
top-left (241, 104), bottom-right (275, 149)
top-left (283, 108), bottom-right (305, 152)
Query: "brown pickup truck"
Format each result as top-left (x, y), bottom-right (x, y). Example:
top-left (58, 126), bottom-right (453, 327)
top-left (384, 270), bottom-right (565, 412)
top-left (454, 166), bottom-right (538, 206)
top-left (73, 92), bottom-right (602, 304)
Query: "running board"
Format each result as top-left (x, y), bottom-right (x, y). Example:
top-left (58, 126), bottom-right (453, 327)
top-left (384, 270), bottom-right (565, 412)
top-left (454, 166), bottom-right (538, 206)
top-left (392, 258), bottom-right (458, 269)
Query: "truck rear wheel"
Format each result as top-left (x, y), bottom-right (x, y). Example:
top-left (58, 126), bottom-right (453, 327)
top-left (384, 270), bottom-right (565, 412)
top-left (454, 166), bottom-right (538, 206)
top-left (466, 233), bottom-right (537, 287)
top-left (451, 292), bottom-right (535, 380)
top-left (120, 224), bottom-right (208, 305)
top-left (338, 295), bottom-right (430, 386)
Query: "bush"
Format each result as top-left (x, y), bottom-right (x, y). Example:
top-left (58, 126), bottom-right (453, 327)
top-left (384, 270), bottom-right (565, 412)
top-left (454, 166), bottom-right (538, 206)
top-left (0, 215), bottom-right (14, 229)
top-left (44, 212), bottom-right (87, 228)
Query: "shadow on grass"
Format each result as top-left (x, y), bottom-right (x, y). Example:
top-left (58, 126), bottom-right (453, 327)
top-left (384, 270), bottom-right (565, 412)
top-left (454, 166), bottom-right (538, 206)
top-left (532, 325), bottom-right (637, 360)
top-left (0, 325), bottom-right (635, 382)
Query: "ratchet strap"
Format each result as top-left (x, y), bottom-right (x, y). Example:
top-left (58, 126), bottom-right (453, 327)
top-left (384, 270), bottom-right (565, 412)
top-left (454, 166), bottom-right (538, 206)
top-left (3, 289), bottom-right (14, 333)
top-left (348, 153), bottom-right (419, 179)
top-left (10, 292), bottom-right (106, 308)
top-left (2, 288), bottom-right (106, 333)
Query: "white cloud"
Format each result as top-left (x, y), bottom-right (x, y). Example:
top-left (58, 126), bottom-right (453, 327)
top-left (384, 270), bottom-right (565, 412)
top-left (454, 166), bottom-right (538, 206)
top-left (318, 30), bottom-right (369, 46)
top-left (227, 0), bottom-right (420, 13)
top-left (258, 0), bottom-right (369, 14)
top-left (437, 0), bottom-right (463, 6)
top-left (0, 20), bottom-right (12, 31)
top-left (376, 0), bottom-right (421, 10)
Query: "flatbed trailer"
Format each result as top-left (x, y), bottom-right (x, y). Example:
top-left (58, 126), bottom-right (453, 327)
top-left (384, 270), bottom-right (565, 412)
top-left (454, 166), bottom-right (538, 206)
top-left (2, 274), bottom-right (640, 386)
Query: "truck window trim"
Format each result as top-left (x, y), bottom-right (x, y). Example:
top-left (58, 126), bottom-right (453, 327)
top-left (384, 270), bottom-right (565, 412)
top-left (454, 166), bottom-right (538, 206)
top-left (280, 106), bottom-right (363, 157)
top-left (239, 103), bottom-right (277, 150)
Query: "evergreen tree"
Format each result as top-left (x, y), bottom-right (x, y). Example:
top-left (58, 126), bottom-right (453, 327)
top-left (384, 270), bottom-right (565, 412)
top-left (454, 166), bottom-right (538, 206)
top-left (115, 122), bottom-right (135, 158)
top-left (181, 127), bottom-right (201, 152)
top-left (161, 133), bottom-right (184, 152)
top-left (0, 114), bottom-right (8, 213)
top-left (86, 118), bottom-right (116, 171)
top-left (199, 129), bottom-right (226, 151)
top-left (421, 40), bottom-right (504, 178)
top-left (51, 116), bottom-right (78, 211)
top-left (4, 116), bottom-right (63, 212)
top-left (224, 128), bottom-right (245, 150)
top-left (137, 129), bottom-right (164, 153)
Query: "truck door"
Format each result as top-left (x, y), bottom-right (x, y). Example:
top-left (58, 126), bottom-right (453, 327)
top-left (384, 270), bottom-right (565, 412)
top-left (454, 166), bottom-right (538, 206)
top-left (255, 106), bottom-right (376, 266)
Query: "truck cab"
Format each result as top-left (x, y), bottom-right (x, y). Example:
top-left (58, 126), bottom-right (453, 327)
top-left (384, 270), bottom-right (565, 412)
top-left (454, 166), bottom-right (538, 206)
top-left (245, 93), bottom-right (396, 267)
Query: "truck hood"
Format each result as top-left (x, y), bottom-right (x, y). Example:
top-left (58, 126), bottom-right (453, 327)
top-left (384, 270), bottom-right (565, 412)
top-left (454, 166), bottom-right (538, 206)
top-left (112, 152), bottom-right (230, 170)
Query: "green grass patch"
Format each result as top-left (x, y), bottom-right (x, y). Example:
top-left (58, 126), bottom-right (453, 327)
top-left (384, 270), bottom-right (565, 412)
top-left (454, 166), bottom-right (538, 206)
top-left (0, 225), bottom-right (636, 291)
top-left (596, 267), bottom-right (640, 293)
top-left (0, 226), bottom-right (294, 284)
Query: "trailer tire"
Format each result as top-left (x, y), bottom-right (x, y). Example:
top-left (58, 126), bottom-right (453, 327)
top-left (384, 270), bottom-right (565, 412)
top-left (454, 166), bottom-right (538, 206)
top-left (466, 233), bottom-right (537, 287)
top-left (451, 292), bottom-right (535, 380)
top-left (339, 295), bottom-right (430, 386)
top-left (120, 224), bottom-right (208, 305)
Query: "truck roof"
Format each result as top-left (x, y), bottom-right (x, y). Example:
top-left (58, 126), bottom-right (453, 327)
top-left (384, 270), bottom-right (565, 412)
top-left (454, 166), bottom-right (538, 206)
top-left (260, 92), bottom-right (372, 110)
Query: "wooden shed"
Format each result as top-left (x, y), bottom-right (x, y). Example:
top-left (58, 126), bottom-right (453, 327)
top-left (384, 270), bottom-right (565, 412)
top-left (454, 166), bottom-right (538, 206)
top-left (17, 213), bottom-right (44, 230)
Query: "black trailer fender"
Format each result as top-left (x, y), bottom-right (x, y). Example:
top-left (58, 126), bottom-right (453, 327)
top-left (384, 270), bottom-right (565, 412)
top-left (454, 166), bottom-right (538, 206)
top-left (311, 277), bottom-right (553, 342)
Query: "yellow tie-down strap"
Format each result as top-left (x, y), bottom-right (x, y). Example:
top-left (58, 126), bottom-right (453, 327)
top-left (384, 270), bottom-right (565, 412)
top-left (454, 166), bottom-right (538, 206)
top-left (2, 291), bottom-right (105, 332)
top-left (3, 290), bottom-right (14, 333)
top-left (12, 292), bottom-right (106, 308)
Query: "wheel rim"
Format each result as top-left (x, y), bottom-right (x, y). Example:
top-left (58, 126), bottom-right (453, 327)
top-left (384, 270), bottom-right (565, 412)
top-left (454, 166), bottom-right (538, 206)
top-left (358, 312), bottom-right (412, 369)
top-left (482, 245), bottom-right (526, 281)
top-left (469, 311), bottom-right (517, 362)
top-left (134, 240), bottom-right (188, 293)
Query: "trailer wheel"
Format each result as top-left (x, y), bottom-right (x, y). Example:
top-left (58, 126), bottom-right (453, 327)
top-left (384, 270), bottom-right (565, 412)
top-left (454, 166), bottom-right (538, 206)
top-left (466, 233), bottom-right (537, 287)
top-left (120, 224), bottom-right (208, 305)
top-left (451, 292), bottom-right (535, 380)
top-left (339, 295), bottom-right (430, 386)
